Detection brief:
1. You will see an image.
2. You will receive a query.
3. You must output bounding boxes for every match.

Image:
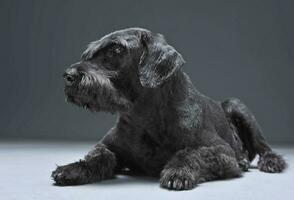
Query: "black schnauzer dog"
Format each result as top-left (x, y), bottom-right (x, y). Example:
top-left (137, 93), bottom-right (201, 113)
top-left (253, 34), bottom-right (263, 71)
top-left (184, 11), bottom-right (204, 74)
top-left (52, 28), bottom-right (286, 190)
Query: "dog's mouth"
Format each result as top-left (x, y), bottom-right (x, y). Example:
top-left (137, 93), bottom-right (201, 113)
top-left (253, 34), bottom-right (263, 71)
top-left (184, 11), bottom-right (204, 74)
top-left (65, 93), bottom-right (112, 113)
top-left (65, 93), bottom-right (95, 111)
top-left (64, 84), bottom-right (132, 114)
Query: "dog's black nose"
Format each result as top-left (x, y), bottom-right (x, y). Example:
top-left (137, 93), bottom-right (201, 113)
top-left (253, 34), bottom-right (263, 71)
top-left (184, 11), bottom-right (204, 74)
top-left (63, 68), bottom-right (78, 86)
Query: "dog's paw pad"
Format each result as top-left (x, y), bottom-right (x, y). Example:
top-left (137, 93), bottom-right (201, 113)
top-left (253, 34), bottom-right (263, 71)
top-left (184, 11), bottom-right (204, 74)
top-left (258, 152), bottom-right (286, 173)
top-left (160, 168), bottom-right (198, 190)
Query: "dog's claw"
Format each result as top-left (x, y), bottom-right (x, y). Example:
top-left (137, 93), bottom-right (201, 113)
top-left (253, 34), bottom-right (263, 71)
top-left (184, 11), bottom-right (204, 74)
top-left (175, 179), bottom-right (183, 190)
top-left (164, 178), bottom-right (195, 190)
top-left (184, 180), bottom-right (188, 189)
top-left (160, 169), bottom-right (197, 190)
top-left (172, 181), bottom-right (176, 189)
top-left (168, 181), bottom-right (171, 188)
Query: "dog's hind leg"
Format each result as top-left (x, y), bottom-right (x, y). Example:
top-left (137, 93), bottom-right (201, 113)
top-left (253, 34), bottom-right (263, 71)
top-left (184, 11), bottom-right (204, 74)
top-left (160, 144), bottom-right (242, 190)
top-left (221, 97), bottom-right (286, 173)
top-left (51, 143), bottom-right (116, 186)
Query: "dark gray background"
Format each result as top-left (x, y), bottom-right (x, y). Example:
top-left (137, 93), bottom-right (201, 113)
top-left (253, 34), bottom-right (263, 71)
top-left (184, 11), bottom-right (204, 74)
top-left (0, 0), bottom-right (293, 143)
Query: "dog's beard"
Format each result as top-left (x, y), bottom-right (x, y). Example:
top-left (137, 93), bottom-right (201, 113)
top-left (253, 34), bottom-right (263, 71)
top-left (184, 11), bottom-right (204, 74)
top-left (64, 70), bottom-right (132, 113)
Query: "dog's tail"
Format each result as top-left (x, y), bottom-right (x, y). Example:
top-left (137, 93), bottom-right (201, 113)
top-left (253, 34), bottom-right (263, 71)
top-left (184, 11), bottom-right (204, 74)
top-left (221, 98), bottom-right (287, 173)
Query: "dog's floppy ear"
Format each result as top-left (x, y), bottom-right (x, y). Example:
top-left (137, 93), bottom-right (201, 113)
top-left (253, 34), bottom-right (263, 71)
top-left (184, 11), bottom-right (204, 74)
top-left (138, 32), bottom-right (185, 88)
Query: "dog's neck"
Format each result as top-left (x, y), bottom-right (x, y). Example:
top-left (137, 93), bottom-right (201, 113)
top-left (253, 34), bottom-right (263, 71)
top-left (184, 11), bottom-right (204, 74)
top-left (142, 70), bottom-right (201, 104)
top-left (124, 70), bottom-right (202, 125)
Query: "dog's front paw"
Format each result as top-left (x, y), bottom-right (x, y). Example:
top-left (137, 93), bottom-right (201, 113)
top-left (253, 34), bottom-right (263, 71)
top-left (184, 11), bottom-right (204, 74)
top-left (238, 157), bottom-right (250, 172)
top-left (160, 168), bottom-right (199, 190)
top-left (258, 152), bottom-right (286, 173)
top-left (51, 160), bottom-right (93, 186)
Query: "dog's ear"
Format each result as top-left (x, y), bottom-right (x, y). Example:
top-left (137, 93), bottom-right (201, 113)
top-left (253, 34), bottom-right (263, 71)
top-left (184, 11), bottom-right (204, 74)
top-left (138, 33), bottom-right (185, 88)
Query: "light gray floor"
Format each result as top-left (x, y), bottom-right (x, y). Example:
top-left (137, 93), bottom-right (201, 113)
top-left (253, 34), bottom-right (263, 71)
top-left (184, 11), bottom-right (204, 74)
top-left (0, 141), bottom-right (293, 200)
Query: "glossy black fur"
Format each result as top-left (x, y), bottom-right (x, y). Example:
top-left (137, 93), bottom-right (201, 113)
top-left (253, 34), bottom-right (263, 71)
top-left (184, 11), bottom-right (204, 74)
top-left (52, 28), bottom-right (286, 190)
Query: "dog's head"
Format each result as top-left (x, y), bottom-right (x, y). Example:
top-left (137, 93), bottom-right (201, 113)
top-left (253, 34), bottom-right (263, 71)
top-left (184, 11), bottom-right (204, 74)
top-left (63, 28), bottom-right (185, 113)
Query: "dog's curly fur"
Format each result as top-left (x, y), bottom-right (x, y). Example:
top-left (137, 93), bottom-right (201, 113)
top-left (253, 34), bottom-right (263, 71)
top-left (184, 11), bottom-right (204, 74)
top-left (52, 28), bottom-right (287, 190)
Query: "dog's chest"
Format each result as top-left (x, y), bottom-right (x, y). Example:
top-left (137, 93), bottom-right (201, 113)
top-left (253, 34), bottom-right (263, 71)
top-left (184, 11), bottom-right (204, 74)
top-left (130, 132), bottom-right (174, 176)
top-left (117, 115), bottom-right (177, 175)
top-left (116, 100), bottom-right (202, 175)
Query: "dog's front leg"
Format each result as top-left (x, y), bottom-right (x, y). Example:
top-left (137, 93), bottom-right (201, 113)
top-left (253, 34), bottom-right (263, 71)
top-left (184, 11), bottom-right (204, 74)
top-left (160, 144), bottom-right (242, 190)
top-left (51, 143), bottom-right (116, 186)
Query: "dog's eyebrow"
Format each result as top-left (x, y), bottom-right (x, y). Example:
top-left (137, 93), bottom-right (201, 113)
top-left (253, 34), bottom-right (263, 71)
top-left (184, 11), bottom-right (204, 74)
top-left (81, 38), bottom-right (127, 61)
top-left (81, 40), bottom-right (107, 60)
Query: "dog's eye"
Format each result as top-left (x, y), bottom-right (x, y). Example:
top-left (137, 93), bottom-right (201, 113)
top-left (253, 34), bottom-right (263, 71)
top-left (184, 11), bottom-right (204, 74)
top-left (105, 45), bottom-right (122, 60)
top-left (111, 45), bottom-right (122, 54)
top-left (113, 46), bottom-right (121, 54)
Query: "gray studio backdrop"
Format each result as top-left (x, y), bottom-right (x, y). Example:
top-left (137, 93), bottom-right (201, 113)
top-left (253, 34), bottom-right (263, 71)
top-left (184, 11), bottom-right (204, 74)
top-left (0, 0), bottom-right (293, 143)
